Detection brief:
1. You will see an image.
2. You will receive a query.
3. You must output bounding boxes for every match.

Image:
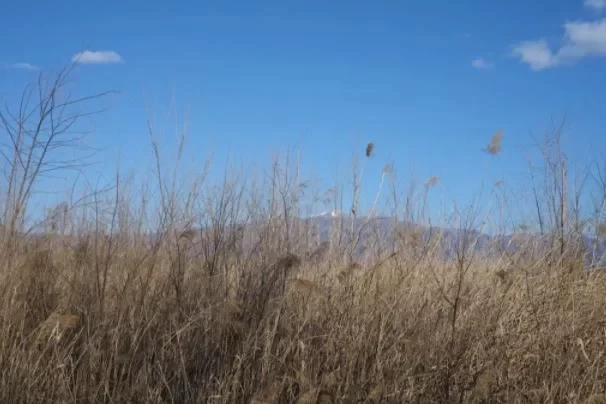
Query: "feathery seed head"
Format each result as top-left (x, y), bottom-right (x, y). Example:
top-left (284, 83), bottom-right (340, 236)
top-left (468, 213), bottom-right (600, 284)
top-left (484, 129), bottom-right (503, 155)
top-left (365, 142), bottom-right (374, 158)
top-left (425, 176), bottom-right (440, 189)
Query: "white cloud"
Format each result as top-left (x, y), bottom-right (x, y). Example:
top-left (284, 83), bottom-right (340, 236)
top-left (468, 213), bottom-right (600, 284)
top-left (511, 39), bottom-right (556, 70)
top-left (471, 57), bottom-right (494, 69)
top-left (512, 18), bottom-right (606, 70)
top-left (585, 0), bottom-right (606, 11)
top-left (1, 62), bottom-right (40, 71)
top-left (72, 50), bottom-right (123, 64)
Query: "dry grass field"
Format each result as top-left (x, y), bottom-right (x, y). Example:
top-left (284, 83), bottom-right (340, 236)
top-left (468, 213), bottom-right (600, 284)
top-left (2, 68), bottom-right (606, 403)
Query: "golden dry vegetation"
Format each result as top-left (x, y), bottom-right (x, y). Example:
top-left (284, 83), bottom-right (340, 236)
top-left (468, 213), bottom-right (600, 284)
top-left (1, 68), bottom-right (606, 404)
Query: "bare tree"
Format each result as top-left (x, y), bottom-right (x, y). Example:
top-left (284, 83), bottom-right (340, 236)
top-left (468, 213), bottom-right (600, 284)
top-left (0, 64), bottom-right (114, 249)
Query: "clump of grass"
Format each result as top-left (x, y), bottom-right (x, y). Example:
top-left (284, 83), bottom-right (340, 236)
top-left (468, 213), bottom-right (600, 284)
top-left (0, 167), bottom-right (605, 403)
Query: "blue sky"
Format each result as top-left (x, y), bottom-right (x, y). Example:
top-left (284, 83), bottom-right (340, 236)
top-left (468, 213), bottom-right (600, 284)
top-left (2, 0), bottom-right (606, 225)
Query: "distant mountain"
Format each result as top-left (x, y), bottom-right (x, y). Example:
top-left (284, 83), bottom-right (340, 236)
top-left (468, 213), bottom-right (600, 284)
top-left (33, 211), bottom-right (605, 269)
top-left (300, 213), bottom-right (606, 268)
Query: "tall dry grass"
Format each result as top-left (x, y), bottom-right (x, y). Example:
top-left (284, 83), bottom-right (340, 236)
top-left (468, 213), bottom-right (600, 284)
top-left (1, 68), bottom-right (606, 403)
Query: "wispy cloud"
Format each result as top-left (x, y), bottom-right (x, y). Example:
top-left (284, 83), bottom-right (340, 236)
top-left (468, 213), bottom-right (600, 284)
top-left (72, 50), bottom-right (123, 64)
top-left (1, 62), bottom-right (40, 71)
top-left (512, 18), bottom-right (606, 70)
top-left (471, 57), bottom-right (494, 70)
top-left (585, 0), bottom-right (606, 11)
